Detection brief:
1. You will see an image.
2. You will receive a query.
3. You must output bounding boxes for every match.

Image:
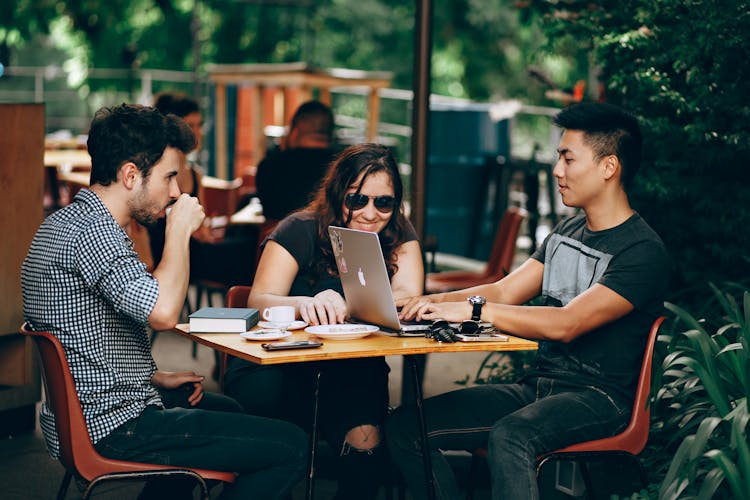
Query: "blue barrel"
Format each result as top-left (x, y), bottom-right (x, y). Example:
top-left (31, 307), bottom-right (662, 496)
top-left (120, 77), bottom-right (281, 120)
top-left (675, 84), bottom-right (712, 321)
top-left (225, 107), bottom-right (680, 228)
top-left (426, 102), bottom-right (510, 258)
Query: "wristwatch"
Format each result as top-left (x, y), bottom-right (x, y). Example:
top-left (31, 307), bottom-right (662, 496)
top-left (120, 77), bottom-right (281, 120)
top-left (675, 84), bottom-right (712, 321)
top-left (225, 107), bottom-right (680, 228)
top-left (467, 295), bottom-right (486, 322)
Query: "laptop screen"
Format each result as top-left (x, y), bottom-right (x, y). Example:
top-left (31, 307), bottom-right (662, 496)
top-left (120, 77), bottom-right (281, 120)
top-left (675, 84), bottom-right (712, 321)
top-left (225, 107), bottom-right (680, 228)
top-left (328, 225), bottom-right (430, 335)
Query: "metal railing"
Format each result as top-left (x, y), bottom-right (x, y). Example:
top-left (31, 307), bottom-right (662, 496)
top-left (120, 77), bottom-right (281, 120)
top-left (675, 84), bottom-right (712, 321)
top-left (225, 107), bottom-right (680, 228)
top-left (0, 65), bottom-right (559, 161)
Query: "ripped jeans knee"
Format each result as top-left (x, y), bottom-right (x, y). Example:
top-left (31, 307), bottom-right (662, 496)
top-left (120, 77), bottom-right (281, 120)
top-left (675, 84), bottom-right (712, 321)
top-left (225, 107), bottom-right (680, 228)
top-left (341, 424), bottom-right (381, 455)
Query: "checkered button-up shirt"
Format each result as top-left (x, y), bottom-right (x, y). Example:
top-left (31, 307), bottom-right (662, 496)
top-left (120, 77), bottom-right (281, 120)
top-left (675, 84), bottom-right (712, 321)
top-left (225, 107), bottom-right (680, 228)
top-left (21, 189), bottom-right (162, 458)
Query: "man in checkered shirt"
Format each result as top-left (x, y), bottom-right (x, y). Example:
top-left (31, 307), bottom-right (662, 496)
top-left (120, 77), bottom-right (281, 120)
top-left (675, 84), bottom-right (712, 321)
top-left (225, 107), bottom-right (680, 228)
top-left (22, 104), bottom-right (307, 499)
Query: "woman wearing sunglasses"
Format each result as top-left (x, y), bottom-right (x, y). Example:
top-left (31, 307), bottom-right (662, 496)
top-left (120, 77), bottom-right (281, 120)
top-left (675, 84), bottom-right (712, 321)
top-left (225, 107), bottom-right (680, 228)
top-left (224, 143), bottom-right (423, 499)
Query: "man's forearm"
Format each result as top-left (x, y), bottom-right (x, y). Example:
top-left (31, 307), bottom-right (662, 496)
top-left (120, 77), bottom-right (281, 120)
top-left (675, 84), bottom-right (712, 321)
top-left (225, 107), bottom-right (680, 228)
top-left (150, 229), bottom-right (191, 329)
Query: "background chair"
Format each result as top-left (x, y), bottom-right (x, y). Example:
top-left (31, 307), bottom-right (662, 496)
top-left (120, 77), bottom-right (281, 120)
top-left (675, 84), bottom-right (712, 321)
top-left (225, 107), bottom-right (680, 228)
top-left (189, 176), bottom-right (244, 315)
top-left (425, 207), bottom-right (527, 294)
top-left (465, 316), bottom-right (666, 500)
top-left (185, 177), bottom-right (258, 363)
top-left (220, 285), bottom-right (253, 389)
top-left (21, 323), bottom-right (236, 500)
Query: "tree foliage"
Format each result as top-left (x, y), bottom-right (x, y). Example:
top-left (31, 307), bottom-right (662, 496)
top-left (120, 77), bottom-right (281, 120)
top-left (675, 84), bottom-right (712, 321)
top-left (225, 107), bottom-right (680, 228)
top-left (8, 1), bottom-right (744, 294)
top-left (2, 1), bottom-right (555, 98)
top-left (526, 0), bottom-right (750, 297)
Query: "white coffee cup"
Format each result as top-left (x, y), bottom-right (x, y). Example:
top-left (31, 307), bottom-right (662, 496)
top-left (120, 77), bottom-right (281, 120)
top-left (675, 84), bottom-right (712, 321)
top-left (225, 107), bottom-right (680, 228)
top-left (262, 306), bottom-right (295, 326)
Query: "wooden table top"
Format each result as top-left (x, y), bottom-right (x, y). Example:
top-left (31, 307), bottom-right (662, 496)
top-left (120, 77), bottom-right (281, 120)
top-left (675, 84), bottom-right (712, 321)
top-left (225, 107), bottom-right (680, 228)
top-left (229, 202), bottom-right (266, 225)
top-left (172, 324), bottom-right (537, 365)
top-left (57, 170), bottom-right (91, 186)
top-left (44, 149), bottom-right (91, 169)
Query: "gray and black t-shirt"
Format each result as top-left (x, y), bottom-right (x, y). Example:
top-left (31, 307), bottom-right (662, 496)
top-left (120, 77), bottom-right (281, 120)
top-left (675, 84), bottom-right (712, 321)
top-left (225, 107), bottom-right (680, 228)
top-left (528, 212), bottom-right (669, 402)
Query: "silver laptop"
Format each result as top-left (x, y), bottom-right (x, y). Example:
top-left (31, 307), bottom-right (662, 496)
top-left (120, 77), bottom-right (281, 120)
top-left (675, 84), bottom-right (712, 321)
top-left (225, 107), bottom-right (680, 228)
top-left (328, 225), bottom-right (431, 336)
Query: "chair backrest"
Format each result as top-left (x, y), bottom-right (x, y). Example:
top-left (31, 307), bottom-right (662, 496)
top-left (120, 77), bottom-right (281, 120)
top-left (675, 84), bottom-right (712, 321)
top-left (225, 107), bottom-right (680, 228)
top-left (22, 324), bottom-right (238, 485)
top-left (484, 207), bottom-right (527, 279)
top-left (238, 170), bottom-right (257, 200)
top-left (220, 286), bottom-right (253, 389)
top-left (559, 315), bottom-right (665, 455)
top-left (226, 285), bottom-right (252, 309)
top-left (200, 177), bottom-right (243, 218)
top-left (21, 325), bottom-right (164, 479)
top-left (22, 325), bottom-right (81, 473)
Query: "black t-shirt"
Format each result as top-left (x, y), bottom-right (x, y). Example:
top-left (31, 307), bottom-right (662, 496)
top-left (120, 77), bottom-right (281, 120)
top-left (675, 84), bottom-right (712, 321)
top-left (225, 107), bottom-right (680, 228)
top-left (268, 211), bottom-right (418, 297)
top-left (255, 147), bottom-right (336, 221)
top-left (528, 212), bottom-right (669, 402)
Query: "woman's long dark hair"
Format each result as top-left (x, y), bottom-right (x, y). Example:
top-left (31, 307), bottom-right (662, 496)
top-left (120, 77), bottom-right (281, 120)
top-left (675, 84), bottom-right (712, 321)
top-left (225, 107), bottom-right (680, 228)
top-left (306, 143), bottom-right (410, 280)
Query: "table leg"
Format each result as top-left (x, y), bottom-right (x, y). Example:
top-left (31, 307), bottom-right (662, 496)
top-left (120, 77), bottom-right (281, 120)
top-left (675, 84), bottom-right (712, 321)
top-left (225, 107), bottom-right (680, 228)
top-left (406, 355), bottom-right (436, 500)
top-left (400, 353), bottom-right (427, 406)
top-left (306, 368), bottom-right (322, 500)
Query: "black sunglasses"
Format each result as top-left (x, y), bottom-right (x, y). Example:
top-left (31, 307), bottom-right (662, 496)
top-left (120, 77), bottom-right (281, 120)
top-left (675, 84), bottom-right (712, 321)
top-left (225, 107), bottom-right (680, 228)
top-left (344, 193), bottom-right (397, 213)
top-left (427, 320), bottom-right (485, 337)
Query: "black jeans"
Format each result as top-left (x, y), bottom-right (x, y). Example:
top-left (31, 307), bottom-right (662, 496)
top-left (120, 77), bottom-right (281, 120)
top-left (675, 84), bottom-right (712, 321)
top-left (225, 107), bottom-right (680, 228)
top-left (386, 377), bottom-right (630, 500)
top-left (94, 389), bottom-right (308, 499)
top-left (224, 356), bottom-right (391, 499)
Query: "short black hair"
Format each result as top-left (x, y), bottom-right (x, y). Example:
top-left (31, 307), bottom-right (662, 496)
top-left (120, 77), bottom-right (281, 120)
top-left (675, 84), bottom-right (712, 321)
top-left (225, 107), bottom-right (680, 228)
top-left (87, 104), bottom-right (195, 186)
top-left (289, 100), bottom-right (335, 141)
top-left (554, 102), bottom-right (642, 188)
top-left (153, 92), bottom-right (200, 118)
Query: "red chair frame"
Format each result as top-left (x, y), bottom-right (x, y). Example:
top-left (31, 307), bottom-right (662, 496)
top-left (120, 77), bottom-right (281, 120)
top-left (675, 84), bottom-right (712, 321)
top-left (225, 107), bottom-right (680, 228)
top-left (425, 207), bottom-right (527, 293)
top-left (21, 323), bottom-right (236, 500)
top-left (466, 316), bottom-right (666, 499)
top-left (219, 285), bottom-right (253, 389)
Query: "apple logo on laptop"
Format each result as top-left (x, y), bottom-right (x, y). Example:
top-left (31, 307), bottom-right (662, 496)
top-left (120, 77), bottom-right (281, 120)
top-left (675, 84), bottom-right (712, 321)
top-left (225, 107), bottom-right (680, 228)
top-left (357, 267), bottom-right (367, 287)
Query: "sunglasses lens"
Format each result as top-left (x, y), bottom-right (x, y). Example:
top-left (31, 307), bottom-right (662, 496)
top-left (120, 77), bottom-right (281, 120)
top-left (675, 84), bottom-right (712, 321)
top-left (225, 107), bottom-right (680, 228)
top-left (430, 320), bottom-right (449, 331)
top-left (459, 321), bottom-right (481, 334)
top-left (374, 196), bottom-right (396, 212)
top-left (345, 193), bottom-right (369, 210)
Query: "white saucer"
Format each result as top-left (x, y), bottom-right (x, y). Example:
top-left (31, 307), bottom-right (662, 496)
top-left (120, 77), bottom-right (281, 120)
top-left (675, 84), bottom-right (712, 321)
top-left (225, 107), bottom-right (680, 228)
top-left (258, 320), bottom-right (308, 330)
top-left (240, 330), bottom-right (292, 341)
top-left (304, 324), bottom-right (379, 340)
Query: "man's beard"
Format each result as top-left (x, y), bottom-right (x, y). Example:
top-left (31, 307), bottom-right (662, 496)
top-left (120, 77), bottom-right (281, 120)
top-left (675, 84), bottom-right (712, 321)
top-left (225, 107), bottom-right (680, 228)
top-left (131, 205), bottom-right (161, 227)
top-left (130, 187), bottom-right (164, 227)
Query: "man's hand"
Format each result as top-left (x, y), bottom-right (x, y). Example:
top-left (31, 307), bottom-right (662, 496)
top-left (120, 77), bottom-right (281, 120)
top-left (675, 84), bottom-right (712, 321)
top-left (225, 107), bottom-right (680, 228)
top-left (409, 301), bottom-right (472, 323)
top-left (167, 194), bottom-right (205, 236)
top-left (298, 290), bottom-right (347, 325)
top-left (397, 295), bottom-right (436, 321)
top-left (151, 370), bottom-right (205, 406)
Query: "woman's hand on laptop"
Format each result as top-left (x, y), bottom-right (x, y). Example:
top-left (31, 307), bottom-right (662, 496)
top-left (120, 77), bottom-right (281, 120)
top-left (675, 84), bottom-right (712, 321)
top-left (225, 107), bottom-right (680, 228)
top-left (299, 290), bottom-right (348, 325)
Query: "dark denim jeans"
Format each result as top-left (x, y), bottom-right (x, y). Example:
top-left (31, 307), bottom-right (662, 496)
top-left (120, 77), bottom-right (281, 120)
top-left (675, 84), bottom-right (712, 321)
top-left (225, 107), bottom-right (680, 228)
top-left (94, 389), bottom-right (308, 500)
top-left (386, 377), bottom-right (630, 500)
top-left (224, 356), bottom-right (392, 499)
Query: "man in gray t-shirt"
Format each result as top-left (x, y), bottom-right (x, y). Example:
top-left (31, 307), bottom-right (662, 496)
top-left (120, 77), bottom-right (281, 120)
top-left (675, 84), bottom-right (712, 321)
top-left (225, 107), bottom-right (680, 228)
top-left (390, 102), bottom-right (669, 500)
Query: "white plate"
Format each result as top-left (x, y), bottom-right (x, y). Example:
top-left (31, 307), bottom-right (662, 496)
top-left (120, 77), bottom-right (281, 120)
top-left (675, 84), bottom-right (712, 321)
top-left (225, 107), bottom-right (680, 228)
top-left (304, 324), bottom-right (379, 340)
top-left (257, 320), bottom-right (308, 330)
top-left (240, 330), bottom-right (292, 341)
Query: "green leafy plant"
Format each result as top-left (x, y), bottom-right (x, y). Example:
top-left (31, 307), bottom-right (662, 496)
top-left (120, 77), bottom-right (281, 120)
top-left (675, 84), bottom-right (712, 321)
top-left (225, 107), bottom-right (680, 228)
top-left (654, 285), bottom-right (750, 499)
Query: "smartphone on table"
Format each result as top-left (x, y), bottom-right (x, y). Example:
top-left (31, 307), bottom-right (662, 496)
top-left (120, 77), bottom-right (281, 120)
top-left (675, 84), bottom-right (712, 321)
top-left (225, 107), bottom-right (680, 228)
top-left (454, 333), bottom-right (509, 342)
top-left (262, 340), bottom-right (323, 351)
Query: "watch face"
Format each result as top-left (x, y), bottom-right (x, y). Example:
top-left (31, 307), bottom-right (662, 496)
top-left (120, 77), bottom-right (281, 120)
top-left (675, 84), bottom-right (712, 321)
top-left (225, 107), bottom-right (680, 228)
top-left (468, 295), bottom-right (486, 305)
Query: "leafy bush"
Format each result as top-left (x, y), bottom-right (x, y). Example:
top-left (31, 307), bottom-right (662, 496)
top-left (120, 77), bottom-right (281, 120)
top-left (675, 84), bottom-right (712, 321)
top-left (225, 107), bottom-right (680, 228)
top-left (651, 285), bottom-right (749, 499)
top-left (526, 0), bottom-right (750, 296)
